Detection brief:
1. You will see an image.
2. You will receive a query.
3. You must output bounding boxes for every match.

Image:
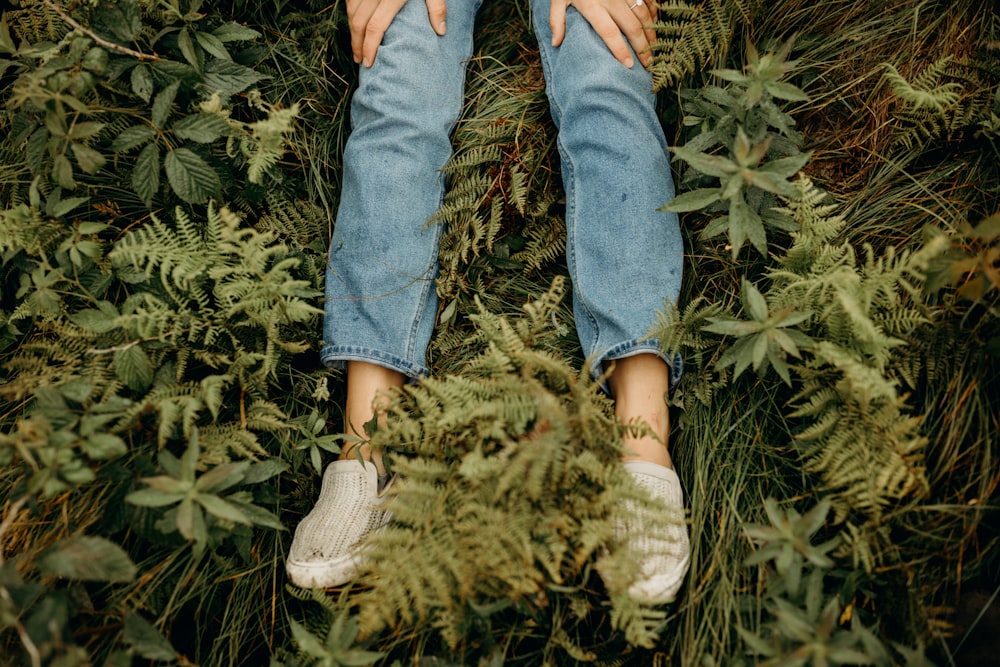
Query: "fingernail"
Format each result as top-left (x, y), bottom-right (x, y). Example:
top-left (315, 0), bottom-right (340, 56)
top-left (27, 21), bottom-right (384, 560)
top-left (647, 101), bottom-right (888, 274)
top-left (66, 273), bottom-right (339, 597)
top-left (625, 56), bottom-right (635, 68)
top-left (438, 20), bottom-right (446, 34)
top-left (363, 57), bottom-right (372, 68)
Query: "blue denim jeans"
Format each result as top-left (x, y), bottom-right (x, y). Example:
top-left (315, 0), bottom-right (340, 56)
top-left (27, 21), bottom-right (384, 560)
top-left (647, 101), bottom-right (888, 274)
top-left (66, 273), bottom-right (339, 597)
top-left (322, 0), bottom-right (683, 386)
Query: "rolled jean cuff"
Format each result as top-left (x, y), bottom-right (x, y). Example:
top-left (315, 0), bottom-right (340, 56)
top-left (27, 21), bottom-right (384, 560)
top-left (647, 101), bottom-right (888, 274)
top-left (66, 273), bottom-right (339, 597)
top-left (320, 345), bottom-right (430, 380)
top-left (589, 340), bottom-right (684, 395)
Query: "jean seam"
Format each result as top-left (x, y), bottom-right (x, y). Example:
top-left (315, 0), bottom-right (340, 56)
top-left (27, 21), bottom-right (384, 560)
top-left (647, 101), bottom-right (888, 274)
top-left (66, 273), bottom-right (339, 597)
top-left (537, 11), bottom-right (604, 361)
top-left (321, 344), bottom-right (430, 378)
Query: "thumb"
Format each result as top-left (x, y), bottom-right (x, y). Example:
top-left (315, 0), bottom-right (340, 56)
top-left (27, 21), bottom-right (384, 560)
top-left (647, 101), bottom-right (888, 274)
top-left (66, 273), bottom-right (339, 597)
top-left (426, 0), bottom-right (447, 35)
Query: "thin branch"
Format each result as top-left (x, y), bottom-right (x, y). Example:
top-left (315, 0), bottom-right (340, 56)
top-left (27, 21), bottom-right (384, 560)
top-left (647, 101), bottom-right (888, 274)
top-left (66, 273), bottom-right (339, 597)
top-left (86, 338), bottom-right (144, 355)
top-left (0, 495), bottom-right (29, 561)
top-left (41, 0), bottom-right (162, 62)
top-left (0, 496), bottom-right (41, 667)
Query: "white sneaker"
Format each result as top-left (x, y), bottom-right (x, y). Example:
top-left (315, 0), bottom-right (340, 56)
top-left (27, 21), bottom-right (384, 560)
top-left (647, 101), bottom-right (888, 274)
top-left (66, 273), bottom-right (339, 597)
top-left (605, 460), bottom-right (691, 604)
top-left (286, 459), bottom-right (391, 588)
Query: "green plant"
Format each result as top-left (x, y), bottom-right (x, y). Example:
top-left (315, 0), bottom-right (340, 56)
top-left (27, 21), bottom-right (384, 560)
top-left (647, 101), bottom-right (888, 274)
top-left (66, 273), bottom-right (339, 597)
top-left (0, 0), bottom-right (997, 664)
top-left (351, 279), bottom-right (679, 661)
top-left (664, 39), bottom-right (811, 258)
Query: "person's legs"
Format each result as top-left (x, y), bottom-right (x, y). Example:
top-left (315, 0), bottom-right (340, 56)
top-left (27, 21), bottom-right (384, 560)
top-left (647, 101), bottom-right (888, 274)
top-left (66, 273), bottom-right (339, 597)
top-left (531, 0), bottom-right (684, 462)
top-left (608, 354), bottom-right (672, 469)
top-left (322, 0), bottom-right (482, 380)
top-left (532, 0), bottom-right (689, 603)
top-left (325, 0), bottom-right (484, 462)
top-left (289, 0), bottom-right (482, 588)
top-left (340, 361), bottom-right (404, 474)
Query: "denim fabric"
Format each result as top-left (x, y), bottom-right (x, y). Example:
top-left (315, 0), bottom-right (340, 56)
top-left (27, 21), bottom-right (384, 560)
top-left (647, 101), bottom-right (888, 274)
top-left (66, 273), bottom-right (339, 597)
top-left (322, 0), bottom-right (683, 386)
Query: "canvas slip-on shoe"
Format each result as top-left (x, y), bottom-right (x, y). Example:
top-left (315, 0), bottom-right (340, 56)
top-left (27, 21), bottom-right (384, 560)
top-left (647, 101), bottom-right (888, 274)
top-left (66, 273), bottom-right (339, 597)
top-left (605, 460), bottom-right (691, 603)
top-left (286, 459), bottom-right (391, 588)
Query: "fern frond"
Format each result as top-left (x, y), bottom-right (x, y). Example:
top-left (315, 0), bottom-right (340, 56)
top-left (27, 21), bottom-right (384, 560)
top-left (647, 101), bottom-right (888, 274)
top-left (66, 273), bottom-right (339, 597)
top-left (883, 58), bottom-right (962, 113)
top-left (347, 282), bottom-right (675, 653)
top-left (650, 0), bottom-right (738, 90)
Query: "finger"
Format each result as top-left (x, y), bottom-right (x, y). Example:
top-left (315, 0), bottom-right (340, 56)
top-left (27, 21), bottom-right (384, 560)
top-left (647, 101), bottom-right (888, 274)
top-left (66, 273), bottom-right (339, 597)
top-left (613, 4), bottom-right (652, 68)
top-left (549, 0), bottom-right (569, 47)
top-left (347, 0), bottom-right (376, 64)
top-left (425, 0), bottom-right (447, 35)
top-left (619, 0), bottom-right (655, 67)
top-left (634, 0), bottom-right (657, 56)
top-left (362, 0), bottom-right (406, 67)
top-left (588, 9), bottom-right (635, 68)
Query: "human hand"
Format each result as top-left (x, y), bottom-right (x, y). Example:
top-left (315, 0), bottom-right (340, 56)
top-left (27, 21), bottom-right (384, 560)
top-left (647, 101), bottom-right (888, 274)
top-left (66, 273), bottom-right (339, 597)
top-left (346, 0), bottom-right (448, 68)
top-left (549, 0), bottom-right (657, 69)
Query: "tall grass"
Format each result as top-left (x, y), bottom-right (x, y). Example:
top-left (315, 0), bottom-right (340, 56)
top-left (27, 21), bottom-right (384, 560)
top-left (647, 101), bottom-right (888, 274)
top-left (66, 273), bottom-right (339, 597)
top-left (0, 0), bottom-right (996, 664)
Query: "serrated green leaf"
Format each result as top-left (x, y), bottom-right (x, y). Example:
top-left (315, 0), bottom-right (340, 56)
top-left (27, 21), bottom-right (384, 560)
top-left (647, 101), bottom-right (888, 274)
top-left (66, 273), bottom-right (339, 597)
top-left (195, 461), bottom-right (249, 494)
top-left (69, 308), bottom-right (115, 333)
top-left (770, 353), bottom-right (792, 385)
top-left (82, 433), bottom-right (127, 460)
top-left (745, 169), bottom-right (798, 198)
top-left (671, 145), bottom-right (739, 179)
top-left (71, 142), bottom-right (106, 174)
top-left (701, 214), bottom-right (730, 239)
top-left (142, 474), bottom-right (189, 494)
top-left (114, 344), bottom-right (154, 392)
top-left (123, 614), bottom-right (176, 661)
top-left (242, 458), bottom-right (289, 485)
top-left (75, 241), bottom-right (101, 263)
top-left (52, 153), bottom-right (75, 189)
top-left (290, 619), bottom-right (328, 658)
top-left (742, 280), bottom-right (768, 321)
top-left (751, 332), bottom-right (769, 369)
top-left (703, 317), bottom-right (760, 337)
top-left (131, 63), bottom-right (154, 102)
top-left (126, 488), bottom-right (184, 507)
top-left (178, 27), bottom-right (201, 70)
top-left (82, 47), bottom-right (108, 74)
top-left (771, 329), bottom-right (802, 358)
top-left (112, 125), bottom-right (156, 152)
top-left (176, 496), bottom-right (196, 540)
top-left (172, 112), bottom-right (230, 143)
top-left (90, 0), bottom-right (142, 43)
top-left (729, 196), bottom-right (767, 257)
top-left (202, 59), bottom-right (269, 98)
top-left (661, 188), bottom-right (722, 213)
top-left (76, 224), bottom-right (107, 237)
top-left (133, 142), bottom-right (161, 207)
top-left (766, 80), bottom-right (810, 102)
top-left (179, 435), bottom-right (199, 484)
top-left (164, 147), bottom-right (221, 204)
top-left (758, 151), bottom-right (812, 182)
top-left (67, 122), bottom-right (105, 141)
top-left (309, 445), bottom-right (322, 475)
top-left (26, 127), bottom-right (48, 174)
top-left (37, 536), bottom-right (137, 582)
top-left (198, 493), bottom-right (251, 524)
top-left (152, 79), bottom-right (180, 129)
top-left (710, 68), bottom-right (748, 84)
top-left (50, 196), bottom-right (90, 219)
top-left (212, 22), bottom-right (261, 42)
top-left (229, 500), bottom-right (285, 531)
top-left (195, 30), bottom-right (230, 60)
top-left (728, 337), bottom-right (756, 379)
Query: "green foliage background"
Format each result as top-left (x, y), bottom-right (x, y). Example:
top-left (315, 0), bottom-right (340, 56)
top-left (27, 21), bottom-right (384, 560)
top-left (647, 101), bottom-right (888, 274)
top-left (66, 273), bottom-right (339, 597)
top-left (1, 0), bottom-right (998, 665)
